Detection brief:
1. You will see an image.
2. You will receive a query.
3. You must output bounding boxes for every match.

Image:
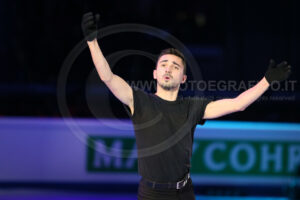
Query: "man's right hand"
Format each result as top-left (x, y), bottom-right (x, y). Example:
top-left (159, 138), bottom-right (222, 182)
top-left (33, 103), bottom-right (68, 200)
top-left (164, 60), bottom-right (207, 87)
top-left (81, 12), bottom-right (100, 41)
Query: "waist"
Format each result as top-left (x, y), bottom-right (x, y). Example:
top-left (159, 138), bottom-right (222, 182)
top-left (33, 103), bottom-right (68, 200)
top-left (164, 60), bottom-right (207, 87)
top-left (141, 173), bottom-right (191, 190)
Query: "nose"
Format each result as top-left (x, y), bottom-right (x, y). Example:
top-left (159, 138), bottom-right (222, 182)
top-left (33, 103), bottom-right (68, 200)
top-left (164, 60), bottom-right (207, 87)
top-left (165, 65), bottom-right (171, 73)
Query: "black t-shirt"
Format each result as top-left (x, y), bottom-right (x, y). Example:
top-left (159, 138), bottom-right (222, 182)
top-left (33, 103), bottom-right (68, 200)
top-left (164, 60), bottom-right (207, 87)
top-left (125, 87), bottom-right (212, 182)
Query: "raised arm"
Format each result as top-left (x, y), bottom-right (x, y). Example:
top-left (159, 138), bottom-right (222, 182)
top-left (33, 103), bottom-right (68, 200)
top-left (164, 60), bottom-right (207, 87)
top-left (203, 77), bottom-right (269, 119)
top-left (203, 60), bottom-right (291, 119)
top-left (82, 13), bottom-right (134, 114)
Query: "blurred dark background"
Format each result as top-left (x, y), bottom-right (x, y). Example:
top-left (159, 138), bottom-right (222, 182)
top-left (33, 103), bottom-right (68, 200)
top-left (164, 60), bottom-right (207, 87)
top-left (0, 0), bottom-right (299, 122)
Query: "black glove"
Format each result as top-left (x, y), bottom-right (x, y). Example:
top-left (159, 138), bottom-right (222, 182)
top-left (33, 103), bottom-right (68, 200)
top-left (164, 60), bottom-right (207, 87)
top-left (265, 59), bottom-right (291, 84)
top-left (81, 12), bottom-right (100, 41)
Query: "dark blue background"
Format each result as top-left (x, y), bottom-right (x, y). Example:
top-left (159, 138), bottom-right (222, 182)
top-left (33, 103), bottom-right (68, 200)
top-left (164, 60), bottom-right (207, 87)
top-left (0, 0), bottom-right (299, 122)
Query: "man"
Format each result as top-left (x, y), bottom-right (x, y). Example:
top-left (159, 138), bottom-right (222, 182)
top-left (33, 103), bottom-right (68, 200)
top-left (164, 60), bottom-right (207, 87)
top-left (81, 12), bottom-right (291, 200)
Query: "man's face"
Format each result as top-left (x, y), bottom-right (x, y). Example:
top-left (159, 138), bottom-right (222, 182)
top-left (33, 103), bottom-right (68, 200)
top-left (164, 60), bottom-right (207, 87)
top-left (153, 54), bottom-right (187, 91)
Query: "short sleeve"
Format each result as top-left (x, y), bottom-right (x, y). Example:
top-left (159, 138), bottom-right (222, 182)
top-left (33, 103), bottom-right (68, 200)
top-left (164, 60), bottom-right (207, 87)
top-left (123, 86), bottom-right (149, 119)
top-left (189, 97), bottom-right (213, 125)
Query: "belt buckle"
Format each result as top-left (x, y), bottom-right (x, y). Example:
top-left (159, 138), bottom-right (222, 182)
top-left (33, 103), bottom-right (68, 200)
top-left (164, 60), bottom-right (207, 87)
top-left (176, 180), bottom-right (186, 190)
top-left (183, 179), bottom-right (187, 186)
top-left (176, 175), bottom-right (189, 189)
top-left (176, 181), bottom-right (181, 190)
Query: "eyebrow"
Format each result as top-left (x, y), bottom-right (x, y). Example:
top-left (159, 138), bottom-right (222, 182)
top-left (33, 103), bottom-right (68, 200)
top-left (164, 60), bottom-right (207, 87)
top-left (159, 60), bottom-right (181, 67)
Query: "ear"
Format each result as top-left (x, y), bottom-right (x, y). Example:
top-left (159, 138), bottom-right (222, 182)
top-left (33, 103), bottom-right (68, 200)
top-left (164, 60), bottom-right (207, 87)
top-left (153, 69), bottom-right (157, 80)
top-left (181, 74), bottom-right (187, 83)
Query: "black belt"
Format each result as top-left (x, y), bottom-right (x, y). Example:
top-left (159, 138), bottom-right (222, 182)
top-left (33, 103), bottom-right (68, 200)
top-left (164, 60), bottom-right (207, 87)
top-left (142, 173), bottom-right (190, 190)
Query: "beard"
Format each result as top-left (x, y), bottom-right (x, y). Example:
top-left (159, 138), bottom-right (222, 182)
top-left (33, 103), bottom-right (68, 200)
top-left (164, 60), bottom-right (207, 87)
top-left (157, 81), bottom-right (179, 91)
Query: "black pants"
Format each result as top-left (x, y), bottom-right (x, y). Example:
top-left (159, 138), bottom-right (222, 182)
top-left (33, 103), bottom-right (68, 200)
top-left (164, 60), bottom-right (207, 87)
top-left (137, 178), bottom-right (195, 200)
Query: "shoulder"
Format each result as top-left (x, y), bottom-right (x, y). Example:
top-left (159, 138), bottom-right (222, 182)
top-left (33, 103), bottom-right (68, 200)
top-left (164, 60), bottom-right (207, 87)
top-left (132, 86), bottom-right (149, 95)
top-left (187, 96), bottom-right (213, 125)
top-left (124, 86), bottom-right (152, 118)
top-left (188, 96), bottom-right (213, 105)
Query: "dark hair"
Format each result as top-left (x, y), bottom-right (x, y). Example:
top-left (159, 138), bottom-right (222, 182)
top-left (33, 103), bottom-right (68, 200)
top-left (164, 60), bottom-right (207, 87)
top-left (157, 48), bottom-right (186, 74)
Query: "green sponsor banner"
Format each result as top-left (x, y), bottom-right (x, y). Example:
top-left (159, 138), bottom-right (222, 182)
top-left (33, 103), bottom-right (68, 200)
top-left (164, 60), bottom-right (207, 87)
top-left (191, 140), bottom-right (299, 176)
top-left (87, 136), bottom-right (300, 177)
top-left (87, 136), bottom-right (138, 172)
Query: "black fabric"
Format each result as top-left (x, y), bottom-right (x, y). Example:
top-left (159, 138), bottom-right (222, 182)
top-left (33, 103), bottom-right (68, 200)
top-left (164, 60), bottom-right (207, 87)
top-left (124, 86), bottom-right (212, 182)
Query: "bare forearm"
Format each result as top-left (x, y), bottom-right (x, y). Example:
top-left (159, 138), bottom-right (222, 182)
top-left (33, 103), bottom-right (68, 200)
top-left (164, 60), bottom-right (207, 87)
top-left (235, 77), bottom-right (270, 111)
top-left (204, 60), bottom-right (291, 119)
top-left (87, 40), bottom-right (113, 82)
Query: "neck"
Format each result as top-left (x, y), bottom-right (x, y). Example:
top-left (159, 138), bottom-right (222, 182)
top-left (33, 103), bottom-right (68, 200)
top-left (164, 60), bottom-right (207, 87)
top-left (155, 84), bottom-right (179, 101)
